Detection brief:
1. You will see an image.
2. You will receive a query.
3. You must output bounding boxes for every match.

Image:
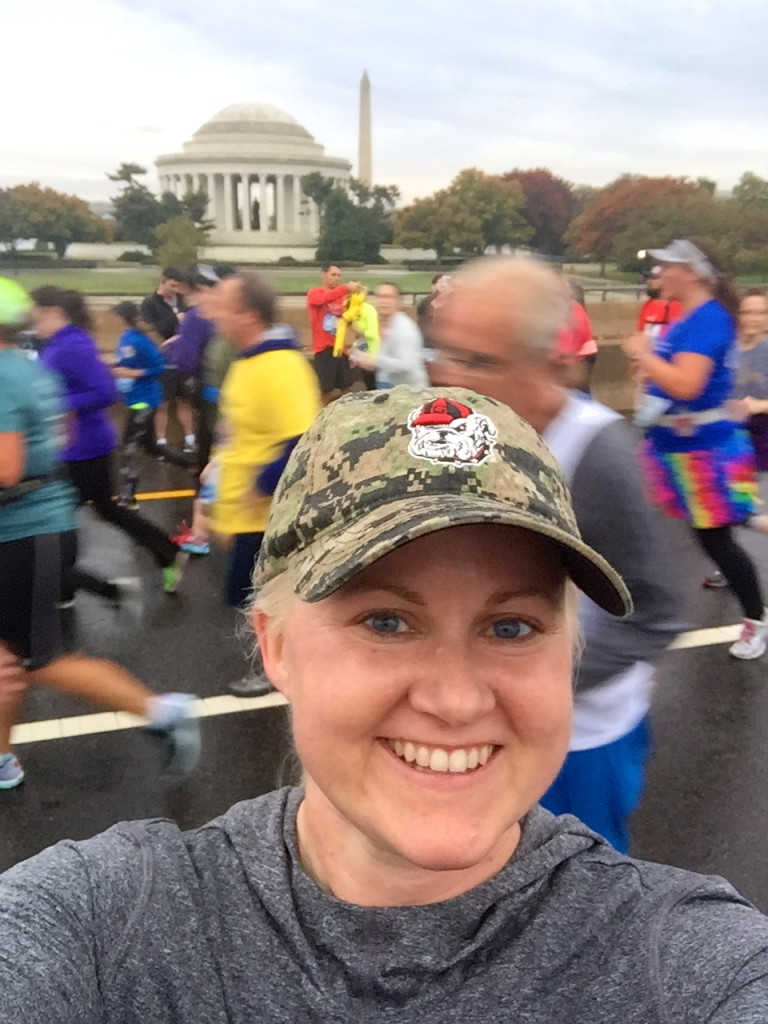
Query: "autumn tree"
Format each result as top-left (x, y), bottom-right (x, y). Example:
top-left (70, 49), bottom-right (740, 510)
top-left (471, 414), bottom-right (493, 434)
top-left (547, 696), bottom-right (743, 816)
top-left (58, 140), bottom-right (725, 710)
top-left (4, 183), bottom-right (104, 257)
top-left (565, 175), bottom-right (721, 274)
top-left (501, 168), bottom-right (576, 256)
top-left (395, 169), bottom-right (532, 257)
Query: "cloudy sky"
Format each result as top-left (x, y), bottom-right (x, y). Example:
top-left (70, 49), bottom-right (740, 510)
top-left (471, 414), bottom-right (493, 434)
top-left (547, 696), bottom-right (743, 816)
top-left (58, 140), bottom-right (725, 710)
top-left (4, 0), bottom-right (767, 204)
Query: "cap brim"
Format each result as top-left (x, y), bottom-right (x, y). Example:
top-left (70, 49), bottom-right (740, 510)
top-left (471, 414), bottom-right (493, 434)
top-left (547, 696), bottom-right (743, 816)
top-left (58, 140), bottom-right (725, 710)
top-left (289, 495), bottom-right (632, 617)
top-left (647, 247), bottom-right (686, 264)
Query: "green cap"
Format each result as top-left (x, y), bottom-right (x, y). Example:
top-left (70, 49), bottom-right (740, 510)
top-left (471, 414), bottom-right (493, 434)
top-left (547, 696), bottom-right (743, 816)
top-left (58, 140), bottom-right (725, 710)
top-left (254, 386), bottom-right (631, 616)
top-left (0, 278), bottom-right (32, 326)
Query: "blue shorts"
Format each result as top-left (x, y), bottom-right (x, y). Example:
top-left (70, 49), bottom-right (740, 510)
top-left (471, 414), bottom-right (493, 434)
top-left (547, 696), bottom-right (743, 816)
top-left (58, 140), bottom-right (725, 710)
top-left (540, 716), bottom-right (652, 855)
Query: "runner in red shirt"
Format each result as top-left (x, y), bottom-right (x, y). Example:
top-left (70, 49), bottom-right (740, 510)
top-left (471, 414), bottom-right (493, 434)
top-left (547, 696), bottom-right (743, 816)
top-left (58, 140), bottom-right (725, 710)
top-left (306, 264), bottom-right (362, 405)
top-left (637, 266), bottom-right (682, 339)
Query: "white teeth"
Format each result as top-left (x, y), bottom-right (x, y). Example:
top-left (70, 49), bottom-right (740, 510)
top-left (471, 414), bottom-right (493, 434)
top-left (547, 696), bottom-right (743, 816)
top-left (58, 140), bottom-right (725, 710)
top-left (388, 740), bottom-right (495, 774)
top-left (448, 749), bottom-right (468, 773)
top-left (416, 746), bottom-right (430, 767)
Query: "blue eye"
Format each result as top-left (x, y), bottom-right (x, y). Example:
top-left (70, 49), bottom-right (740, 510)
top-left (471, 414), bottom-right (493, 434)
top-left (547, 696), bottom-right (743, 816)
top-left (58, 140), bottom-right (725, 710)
top-left (366, 613), bottom-right (407, 634)
top-left (490, 619), bottom-right (533, 640)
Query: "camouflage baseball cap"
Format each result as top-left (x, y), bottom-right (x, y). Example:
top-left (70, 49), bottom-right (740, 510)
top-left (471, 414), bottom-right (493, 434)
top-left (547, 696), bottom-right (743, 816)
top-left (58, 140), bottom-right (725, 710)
top-left (254, 386), bottom-right (631, 616)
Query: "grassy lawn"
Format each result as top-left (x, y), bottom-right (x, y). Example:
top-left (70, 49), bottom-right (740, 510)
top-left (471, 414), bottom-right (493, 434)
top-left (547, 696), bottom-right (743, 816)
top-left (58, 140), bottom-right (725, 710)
top-left (5, 267), bottom-right (437, 296)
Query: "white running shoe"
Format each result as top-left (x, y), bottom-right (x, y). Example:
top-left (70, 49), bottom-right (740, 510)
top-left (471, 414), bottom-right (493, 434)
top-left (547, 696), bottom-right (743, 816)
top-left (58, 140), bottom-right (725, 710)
top-left (729, 617), bottom-right (768, 660)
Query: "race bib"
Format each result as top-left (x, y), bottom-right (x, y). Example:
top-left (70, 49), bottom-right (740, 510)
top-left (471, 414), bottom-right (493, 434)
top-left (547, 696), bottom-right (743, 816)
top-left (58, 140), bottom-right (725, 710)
top-left (322, 313), bottom-right (339, 335)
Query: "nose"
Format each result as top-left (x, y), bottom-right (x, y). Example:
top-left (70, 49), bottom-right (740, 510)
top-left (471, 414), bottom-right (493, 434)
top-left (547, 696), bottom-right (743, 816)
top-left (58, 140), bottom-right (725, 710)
top-left (408, 640), bottom-right (496, 727)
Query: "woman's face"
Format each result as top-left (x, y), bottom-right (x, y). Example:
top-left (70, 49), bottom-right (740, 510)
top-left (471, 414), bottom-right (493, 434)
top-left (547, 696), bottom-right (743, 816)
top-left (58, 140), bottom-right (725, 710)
top-left (658, 261), bottom-right (697, 301)
top-left (257, 523), bottom-right (574, 880)
top-left (30, 304), bottom-right (65, 340)
top-left (739, 295), bottom-right (768, 340)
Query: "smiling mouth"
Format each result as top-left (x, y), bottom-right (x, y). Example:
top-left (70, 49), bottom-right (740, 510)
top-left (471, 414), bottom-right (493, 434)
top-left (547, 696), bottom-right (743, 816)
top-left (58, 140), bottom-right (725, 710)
top-left (384, 738), bottom-right (498, 774)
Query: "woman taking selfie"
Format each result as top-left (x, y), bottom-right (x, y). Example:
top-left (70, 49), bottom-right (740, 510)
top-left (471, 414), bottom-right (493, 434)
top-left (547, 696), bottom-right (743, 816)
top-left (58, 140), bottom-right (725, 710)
top-left (1, 386), bottom-right (767, 1021)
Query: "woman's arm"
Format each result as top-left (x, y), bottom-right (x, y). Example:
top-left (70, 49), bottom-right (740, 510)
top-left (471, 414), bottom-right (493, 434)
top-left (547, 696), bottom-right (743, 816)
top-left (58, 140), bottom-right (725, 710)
top-left (0, 431), bottom-right (25, 487)
top-left (636, 351), bottom-right (715, 401)
top-left (623, 333), bottom-right (714, 401)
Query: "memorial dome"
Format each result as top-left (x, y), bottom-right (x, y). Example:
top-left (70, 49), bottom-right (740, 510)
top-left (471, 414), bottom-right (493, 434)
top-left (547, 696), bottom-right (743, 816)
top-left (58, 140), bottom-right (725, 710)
top-left (156, 100), bottom-right (351, 245)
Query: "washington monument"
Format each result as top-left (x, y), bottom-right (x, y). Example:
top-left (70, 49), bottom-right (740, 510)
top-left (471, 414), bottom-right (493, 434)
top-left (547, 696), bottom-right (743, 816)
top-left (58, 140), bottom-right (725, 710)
top-left (358, 70), bottom-right (372, 185)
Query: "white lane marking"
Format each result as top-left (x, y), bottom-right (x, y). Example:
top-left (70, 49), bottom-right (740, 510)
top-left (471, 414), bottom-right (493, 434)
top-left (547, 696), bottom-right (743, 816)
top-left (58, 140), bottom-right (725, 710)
top-left (669, 624), bottom-right (741, 650)
top-left (8, 625), bottom-right (745, 746)
top-left (11, 690), bottom-right (288, 746)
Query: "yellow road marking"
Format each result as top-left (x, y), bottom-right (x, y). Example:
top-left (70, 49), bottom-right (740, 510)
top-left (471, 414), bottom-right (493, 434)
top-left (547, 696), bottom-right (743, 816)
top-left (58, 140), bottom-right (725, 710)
top-left (133, 489), bottom-right (196, 501)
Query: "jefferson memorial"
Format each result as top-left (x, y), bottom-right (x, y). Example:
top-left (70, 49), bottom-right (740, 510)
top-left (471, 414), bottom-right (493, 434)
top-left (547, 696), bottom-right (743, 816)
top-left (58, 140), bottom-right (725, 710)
top-left (155, 103), bottom-right (352, 253)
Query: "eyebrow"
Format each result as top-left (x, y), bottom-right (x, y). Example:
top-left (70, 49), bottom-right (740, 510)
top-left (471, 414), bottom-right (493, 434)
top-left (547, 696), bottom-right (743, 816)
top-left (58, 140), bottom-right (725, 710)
top-left (484, 587), bottom-right (563, 608)
top-left (336, 581), bottom-right (427, 605)
top-left (334, 583), bottom-right (560, 608)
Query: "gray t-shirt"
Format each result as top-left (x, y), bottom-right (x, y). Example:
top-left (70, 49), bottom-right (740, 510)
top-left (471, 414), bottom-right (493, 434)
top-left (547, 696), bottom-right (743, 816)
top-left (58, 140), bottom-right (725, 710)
top-left (1, 787), bottom-right (767, 1022)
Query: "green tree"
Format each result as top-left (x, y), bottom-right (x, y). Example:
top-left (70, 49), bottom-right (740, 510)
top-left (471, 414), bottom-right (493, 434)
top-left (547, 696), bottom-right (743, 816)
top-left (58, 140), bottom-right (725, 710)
top-left (6, 183), bottom-right (104, 258)
top-left (306, 175), bottom-right (400, 263)
top-left (152, 215), bottom-right (206, 270)
top-left (107, 163), bottom-right (149, 188)
top-left (394, 168), bottom-right (532, 256)
top-left (0, 189), bottom-right (28, 253)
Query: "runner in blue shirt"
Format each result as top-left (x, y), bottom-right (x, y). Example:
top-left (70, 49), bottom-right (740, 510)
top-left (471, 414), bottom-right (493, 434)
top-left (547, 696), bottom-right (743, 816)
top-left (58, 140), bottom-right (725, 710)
top-left (624, 238), bottom-right (768, 660)
top-left (111, 302), bottom-right (165, 510)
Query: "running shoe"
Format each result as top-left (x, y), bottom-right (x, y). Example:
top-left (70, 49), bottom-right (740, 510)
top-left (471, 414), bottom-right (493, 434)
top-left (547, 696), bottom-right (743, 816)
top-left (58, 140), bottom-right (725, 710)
top-left (163, 551), bottom-right (189, 594)
top-left (729, 618), bottom-right (768, 660)
top-left (145, 692), bottom-right (201, 775)
top-left (0, 753), bottom-right (25, 790)
top-left (228, 674), bottom-right (275, 697)
top-left (702, 571), bottom-right (728, 589)
top-left (170, 522), bottom-right (210, 555)
top-left (55, 597), bottom-right (76, 610)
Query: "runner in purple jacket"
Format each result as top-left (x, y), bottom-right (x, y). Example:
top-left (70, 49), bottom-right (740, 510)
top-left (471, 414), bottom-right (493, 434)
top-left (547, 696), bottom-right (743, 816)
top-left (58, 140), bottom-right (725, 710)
top-left (31, 287), bottom-right (186, 598)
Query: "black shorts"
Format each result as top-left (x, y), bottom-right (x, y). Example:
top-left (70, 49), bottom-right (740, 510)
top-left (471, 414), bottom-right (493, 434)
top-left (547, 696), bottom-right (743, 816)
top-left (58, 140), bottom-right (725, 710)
top-left (0, 532), bottom-right (68, 668)
top-left (161, 368), bottom-right (193, 403)
top-left (313, 348), bottom-right (353, 394)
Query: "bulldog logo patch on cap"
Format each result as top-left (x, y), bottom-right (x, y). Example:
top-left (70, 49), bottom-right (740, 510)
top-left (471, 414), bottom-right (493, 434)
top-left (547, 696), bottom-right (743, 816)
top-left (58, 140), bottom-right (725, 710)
top-left (407, 397), bottom-right (498, 467)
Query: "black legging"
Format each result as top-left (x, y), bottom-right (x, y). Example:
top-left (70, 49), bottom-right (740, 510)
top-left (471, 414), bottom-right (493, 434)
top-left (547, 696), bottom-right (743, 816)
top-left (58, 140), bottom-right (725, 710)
top-left (61, 455), bottom-right (177, 602)
top-left (695, 525), bottom-right (763, 620)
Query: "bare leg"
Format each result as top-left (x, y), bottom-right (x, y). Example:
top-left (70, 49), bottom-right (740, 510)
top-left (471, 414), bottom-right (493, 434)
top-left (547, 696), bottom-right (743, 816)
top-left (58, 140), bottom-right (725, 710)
top-left (176, 400), bottom-right (195, 439)
top-left (0, 689), bottom-right (26, 753)
top-left (155, 402), bottom-right (169, 441)
top-left (30, 655), bottom-right (156, 718)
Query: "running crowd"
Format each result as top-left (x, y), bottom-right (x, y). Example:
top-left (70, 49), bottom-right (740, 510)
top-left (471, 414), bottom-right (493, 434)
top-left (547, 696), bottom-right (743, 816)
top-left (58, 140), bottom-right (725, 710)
top-left (2, 242), bottom-right (768, 1018)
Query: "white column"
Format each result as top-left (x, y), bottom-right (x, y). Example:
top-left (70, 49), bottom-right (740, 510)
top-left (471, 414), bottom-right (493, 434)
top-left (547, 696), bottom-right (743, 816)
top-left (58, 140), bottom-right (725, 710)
top-left (224, 174), bottom-right (235, 232)
top-left (292, 176), bottom-right (301, 235)
top-left (275, 173), bottom-right (285, 232)
top-left (241, 175), bottom-right (252, 231)
top-left (206, 174), bottom-right (214, 222)
top-left (259, 175), bottom-right (268, 232)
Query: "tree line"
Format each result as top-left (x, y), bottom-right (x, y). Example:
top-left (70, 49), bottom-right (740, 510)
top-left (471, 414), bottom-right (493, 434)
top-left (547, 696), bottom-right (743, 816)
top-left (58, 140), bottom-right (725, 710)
top-left (4, 162), bottom-right (768, 275)
top-left (392, 169), bottom-right (768, 276)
